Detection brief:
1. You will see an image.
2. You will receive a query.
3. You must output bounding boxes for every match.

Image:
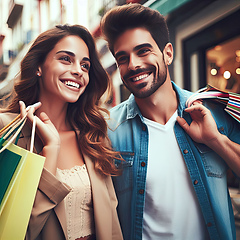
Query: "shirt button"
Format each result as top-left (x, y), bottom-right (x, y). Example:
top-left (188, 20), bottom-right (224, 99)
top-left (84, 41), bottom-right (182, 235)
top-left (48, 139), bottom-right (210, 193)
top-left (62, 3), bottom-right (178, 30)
top-left (141, 162), bottom-right (146, 167)
top-left (183, 149), bottom-right (188, 154)
top-left (194, 180), bottom-right (198, 185)
top-left (207, 222), bottom-right (212, 227)
top-left (142, 125), bottom-right (146, 131)
top-left (219, 127), bottom-right (224, 132)
top-left (139, 189), bottom-right (144, 194)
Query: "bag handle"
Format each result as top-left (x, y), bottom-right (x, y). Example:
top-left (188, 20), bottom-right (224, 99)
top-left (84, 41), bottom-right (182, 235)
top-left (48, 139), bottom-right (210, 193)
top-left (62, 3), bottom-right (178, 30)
top-left (0, 114), bottom-right (21, 135)
top-left (2, 114), bottom-right (27, 140)
top-left (30, 116), bottom-right (36, 153)
top-left (0, 115), bottom-right (37, 154)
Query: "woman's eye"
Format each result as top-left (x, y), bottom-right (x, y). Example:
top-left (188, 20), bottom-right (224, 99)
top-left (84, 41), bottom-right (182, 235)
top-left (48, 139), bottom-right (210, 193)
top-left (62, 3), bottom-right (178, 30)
top-left (81, 63), bottom-right (90, 71)
top-left (59, 55), bottom-right (71, 63)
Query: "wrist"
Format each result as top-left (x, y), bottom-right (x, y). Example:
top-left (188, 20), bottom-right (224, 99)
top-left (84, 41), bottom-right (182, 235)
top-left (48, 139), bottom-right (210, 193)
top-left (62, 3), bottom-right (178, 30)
top-left (41, 145), bottom-right (60, 175)
top-left (205, 133), bottom-right (226, 150)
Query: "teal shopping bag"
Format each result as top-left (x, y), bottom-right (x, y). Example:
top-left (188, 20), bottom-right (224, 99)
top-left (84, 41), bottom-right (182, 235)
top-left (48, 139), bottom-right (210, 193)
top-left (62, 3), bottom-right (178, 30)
top-left (0, 115), bottom-right (25, 204)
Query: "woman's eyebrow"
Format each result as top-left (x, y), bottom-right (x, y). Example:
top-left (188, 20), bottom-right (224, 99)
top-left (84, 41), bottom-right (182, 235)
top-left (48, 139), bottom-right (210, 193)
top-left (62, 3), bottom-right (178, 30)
top-left (56, 50), bottom-right (90, 62)
top-left (56, 50), bottom-right (75, 56)
top-left (82, 57), bottom-right (91, 63)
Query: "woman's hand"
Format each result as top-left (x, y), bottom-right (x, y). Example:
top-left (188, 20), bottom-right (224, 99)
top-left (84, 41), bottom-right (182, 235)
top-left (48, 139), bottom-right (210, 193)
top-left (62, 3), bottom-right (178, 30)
top-left (19, 101), bottom-right (61, 174)
top-left (19, 101), bottom-right (60, 147)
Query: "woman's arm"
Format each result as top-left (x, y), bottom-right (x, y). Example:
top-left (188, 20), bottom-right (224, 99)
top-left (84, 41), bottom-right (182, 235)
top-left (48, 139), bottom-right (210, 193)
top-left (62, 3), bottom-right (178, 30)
top-left (18, 101), bottom-right (69, 239)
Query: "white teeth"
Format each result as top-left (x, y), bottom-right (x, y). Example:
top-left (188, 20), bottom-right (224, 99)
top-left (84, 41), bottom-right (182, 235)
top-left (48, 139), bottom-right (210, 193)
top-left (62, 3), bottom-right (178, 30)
top-left (132, 74), bottom-right (149, 82)
top-left (64, 81), bottom-right (80, 89)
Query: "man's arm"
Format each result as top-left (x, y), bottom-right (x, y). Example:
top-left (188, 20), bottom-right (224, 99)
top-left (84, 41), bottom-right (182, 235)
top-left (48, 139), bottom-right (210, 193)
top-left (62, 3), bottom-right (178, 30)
top-left (177, 102), bottom-right (240, 177)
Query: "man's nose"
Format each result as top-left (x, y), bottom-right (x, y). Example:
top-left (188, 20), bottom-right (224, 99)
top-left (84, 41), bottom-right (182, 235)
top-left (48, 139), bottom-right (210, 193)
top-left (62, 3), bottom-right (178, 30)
top-left (128, 54), bottom-right (141, 70)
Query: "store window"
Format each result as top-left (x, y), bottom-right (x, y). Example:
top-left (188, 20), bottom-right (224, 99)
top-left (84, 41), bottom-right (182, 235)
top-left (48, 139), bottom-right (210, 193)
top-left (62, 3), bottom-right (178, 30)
top-left (206, 36), bottom-right (240, 93)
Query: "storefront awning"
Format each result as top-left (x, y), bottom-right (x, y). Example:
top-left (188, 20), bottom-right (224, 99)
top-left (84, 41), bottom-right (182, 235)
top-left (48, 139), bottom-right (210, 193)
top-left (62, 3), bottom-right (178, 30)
top-left (146, 0), bottom-right (192, 16)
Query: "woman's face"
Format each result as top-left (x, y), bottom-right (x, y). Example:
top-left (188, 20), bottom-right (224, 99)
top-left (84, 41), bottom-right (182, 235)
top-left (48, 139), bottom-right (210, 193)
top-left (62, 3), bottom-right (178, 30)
top-left (38, 35), bottom-right (90, 104)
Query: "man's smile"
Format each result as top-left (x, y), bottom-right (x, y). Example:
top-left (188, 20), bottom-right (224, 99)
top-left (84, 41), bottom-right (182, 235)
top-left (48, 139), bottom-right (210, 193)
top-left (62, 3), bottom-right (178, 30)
top-left (131, 73), bottom-right (151, 82)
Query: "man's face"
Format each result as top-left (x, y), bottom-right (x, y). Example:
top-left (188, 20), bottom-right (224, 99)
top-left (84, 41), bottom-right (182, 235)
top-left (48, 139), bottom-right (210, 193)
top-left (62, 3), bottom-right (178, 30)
top-left (113, 28), bottom-right (168, 99)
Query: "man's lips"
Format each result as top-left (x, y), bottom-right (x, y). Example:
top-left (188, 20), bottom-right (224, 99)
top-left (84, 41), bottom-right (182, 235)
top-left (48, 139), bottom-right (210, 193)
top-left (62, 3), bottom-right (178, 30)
top-left (130, 73), bottom-right (151, 82)
top-left (123, 67), bottom-right (155, 82)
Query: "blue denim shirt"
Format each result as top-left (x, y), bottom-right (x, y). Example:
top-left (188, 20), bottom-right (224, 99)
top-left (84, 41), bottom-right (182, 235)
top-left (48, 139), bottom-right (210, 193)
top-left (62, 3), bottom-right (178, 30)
top-left (107, 82), bottom-right (240, 240)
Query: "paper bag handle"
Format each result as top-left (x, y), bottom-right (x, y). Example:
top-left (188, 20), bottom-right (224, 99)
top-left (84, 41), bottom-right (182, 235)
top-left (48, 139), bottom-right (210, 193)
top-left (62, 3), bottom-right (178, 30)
top-left (0, 115), bottom-right (37, 154)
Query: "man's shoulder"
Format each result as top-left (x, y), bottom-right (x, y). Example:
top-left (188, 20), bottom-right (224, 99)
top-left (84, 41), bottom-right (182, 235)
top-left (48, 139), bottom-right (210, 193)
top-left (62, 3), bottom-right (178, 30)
top-left (110, 98), bottom-right (130, 113)
top-left (108, 99), bottom-right (130, 130)
top-left (107, 95), bottom-right (140, 132)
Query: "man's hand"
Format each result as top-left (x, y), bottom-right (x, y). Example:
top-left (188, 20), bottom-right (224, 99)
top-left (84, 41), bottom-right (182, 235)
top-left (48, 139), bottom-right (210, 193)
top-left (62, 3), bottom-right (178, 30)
top-left (177, 102), bottom-right (240, 176)
top-left (177, 102), bottom-right (221, 144)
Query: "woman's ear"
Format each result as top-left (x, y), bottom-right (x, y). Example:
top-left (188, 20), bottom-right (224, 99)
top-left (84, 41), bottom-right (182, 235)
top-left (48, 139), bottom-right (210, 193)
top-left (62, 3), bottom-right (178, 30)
top-left (36, 67), bottom-right (42, 77)
top-left (163, 43), bottom-right (173, 66)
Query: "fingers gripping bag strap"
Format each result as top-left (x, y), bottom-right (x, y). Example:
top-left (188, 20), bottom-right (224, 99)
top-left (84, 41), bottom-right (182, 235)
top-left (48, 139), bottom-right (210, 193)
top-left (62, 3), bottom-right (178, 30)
top-left (0, 115), bottom-right (45, 240)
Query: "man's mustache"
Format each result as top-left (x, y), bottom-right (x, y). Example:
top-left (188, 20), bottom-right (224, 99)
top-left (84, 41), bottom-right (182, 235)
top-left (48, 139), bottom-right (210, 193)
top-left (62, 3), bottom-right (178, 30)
top-left (123, 66), bottom-right (156, 80)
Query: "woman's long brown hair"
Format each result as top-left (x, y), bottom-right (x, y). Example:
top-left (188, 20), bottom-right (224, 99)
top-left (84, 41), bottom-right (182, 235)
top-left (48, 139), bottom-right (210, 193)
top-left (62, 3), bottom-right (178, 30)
top-left (2, 24), bottom-right (120, 176)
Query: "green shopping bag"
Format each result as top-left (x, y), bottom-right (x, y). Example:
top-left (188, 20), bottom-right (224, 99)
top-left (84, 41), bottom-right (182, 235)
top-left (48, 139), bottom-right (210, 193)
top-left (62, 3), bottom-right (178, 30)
top-left (0, 115), bottom-right (24, 205)
top-left (0, 115), bottom-right (45, 240)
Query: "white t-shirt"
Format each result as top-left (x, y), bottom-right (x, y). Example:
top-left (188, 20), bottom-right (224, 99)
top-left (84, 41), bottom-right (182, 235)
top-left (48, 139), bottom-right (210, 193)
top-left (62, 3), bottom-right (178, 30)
top-left (142, 111), bottom-right (208, 240)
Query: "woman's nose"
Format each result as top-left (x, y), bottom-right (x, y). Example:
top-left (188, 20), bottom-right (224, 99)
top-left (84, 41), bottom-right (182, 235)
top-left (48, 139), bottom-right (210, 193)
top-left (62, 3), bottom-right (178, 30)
top-left (71, 63), bottom-right (83, 76)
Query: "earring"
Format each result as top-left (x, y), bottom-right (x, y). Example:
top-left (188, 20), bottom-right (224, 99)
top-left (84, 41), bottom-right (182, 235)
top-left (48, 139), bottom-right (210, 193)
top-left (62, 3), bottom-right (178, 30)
top-left (36, 71), bottom-right (41, 77)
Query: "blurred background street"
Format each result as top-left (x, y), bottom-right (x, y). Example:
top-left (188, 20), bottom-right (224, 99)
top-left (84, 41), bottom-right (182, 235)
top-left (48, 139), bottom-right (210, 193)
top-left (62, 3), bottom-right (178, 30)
top-left (0, 0), bottom-right (240, 107)
top-left (1, 0), bottom-right (240, 238)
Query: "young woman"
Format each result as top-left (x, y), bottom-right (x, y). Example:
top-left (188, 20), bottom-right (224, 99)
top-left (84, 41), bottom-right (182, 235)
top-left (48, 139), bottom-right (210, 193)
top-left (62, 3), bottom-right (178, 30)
top-left (0, 24), bottom-right (123, 240)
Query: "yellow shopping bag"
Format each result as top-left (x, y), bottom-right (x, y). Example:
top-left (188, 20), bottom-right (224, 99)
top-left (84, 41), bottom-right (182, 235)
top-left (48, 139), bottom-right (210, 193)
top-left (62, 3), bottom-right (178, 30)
top-left (0, 115), bottom-right (45, 240)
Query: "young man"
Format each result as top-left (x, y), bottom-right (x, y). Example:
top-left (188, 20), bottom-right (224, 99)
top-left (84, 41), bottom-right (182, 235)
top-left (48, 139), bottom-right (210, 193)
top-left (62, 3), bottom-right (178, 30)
top-left (101, 4), bottom-right (240, 240)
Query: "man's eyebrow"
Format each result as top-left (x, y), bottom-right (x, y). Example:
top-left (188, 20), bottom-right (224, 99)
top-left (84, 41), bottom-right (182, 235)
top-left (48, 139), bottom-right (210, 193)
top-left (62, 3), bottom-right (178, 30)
top-left (115, 43), bottom-right (153, 58)
top-left (56, 50), bottom-right (90, 62)
top-left (133, 43), bottom-right (153, 52)
top-left (115, 51), bottom-right (126, 59)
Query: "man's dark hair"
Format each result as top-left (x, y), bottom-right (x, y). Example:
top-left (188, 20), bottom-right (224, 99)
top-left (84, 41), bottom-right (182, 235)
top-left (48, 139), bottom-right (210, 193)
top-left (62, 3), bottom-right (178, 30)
top-left (100, 3), bottom-right (170, 55)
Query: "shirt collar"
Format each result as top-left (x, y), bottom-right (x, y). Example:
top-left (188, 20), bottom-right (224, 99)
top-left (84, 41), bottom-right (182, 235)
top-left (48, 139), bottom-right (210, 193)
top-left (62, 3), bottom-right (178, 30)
top-left (125, 81), bottom-right (193, 120)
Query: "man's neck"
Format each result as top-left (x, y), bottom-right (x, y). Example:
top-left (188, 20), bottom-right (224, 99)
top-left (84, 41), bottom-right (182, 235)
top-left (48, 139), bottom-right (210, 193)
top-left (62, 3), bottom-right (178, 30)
top-left (135, 80), bottom-right (178, 125)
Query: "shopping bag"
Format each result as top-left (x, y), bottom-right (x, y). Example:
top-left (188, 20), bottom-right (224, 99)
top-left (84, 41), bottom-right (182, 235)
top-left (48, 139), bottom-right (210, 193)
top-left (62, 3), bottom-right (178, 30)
top-left (0, 115), bottom-right (45, 240)
top-left (186, 84), bottom-right (240, 123)
top-left (0, 114), bottom-right (26, 205)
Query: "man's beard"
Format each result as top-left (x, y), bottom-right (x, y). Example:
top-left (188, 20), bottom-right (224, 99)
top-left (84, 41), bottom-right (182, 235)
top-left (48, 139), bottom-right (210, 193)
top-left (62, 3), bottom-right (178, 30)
top-left (122, 64), bottom-right (167, 99)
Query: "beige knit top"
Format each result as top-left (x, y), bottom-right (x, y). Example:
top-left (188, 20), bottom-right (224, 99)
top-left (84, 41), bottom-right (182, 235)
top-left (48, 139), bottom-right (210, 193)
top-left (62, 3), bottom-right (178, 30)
top-left (57, 165), bottom-right (95, 240)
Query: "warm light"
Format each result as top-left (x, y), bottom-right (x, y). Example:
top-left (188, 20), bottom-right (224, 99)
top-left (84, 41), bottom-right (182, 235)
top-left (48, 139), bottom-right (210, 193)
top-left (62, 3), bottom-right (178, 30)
top-left (223, 71), bottom-right (231, 79)
top-left (236, 68), bottom-right (240, 75)
top-left (236, 50), bottom-right (240, 57)
top-left (211, 68), bottom-right (218, 76)
top-left (214, 45), bottom-right (222, 51)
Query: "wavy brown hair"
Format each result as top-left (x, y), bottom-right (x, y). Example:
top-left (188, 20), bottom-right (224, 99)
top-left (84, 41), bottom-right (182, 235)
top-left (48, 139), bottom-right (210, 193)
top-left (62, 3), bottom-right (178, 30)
top-left (3, 24), bottom-right (120, 176)
top-left (100, 3), bottom-right (169, 55)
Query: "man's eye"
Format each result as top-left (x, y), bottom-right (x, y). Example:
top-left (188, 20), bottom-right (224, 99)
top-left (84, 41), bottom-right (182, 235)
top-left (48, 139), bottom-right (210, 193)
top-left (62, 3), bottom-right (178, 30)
top-left (59, 55), bottom-right (71, 63)
top-left (138, 49), bottom-right (150, 56)
top-left (117, 56), bottom-right (128, 65)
